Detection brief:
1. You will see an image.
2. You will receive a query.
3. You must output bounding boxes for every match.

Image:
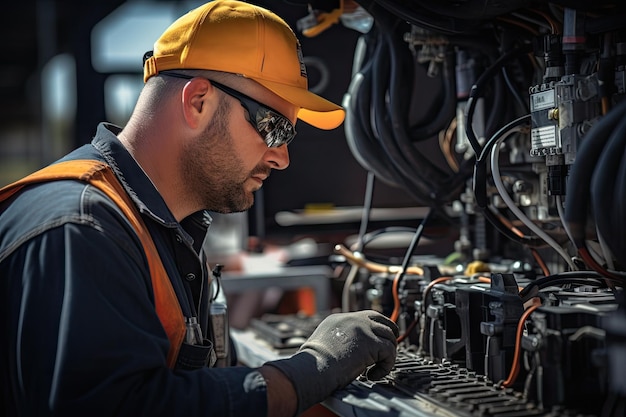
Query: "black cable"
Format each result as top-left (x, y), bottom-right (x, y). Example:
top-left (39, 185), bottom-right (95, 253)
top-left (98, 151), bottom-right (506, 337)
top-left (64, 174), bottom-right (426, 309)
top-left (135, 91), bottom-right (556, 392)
top-left (399, 208), bottom-right (434, 278)
top-left (343, 32), bottom-right (401, 187)
top-left (472, 114), bottom-right (545, 247)
top-left (408, 51), bottom-right (457, 142)
top-left (344, 67), bottom-right (400, 187)
top-left (565, 99), bottom-right (626, 247)
top-left (615, 146), bottom-right (626, 260)
top-left (359, 0), bottom-right (481, 36)
top-left (591, 115), bottom-right (626, 260)
top-left (381, 13), bottom-right (450, 188)
top-left (369, 19), bottom-right (435, 205)
top-left (372, 4), bottom-right (465, 206)
top-left (346, 2), bottom-right (485, 208)
top-left (475, 114), bottom-right (530, 164)
top-left (465, 43), bottom-right (533, 156)
top-left (347, 22), bottom-right (449, 206)
top-left (502, 66), bottom-right (529, 114)
top-left (355, 171), bottom-right (376, 252)
top-left (359, 226), bottom-right (421, 250)
top-left (518, 271), bottom-right (615, 303)
top-left (484, 64), bottom-right (507, 141)
top-left (473, 113), bottom-right (530, 209)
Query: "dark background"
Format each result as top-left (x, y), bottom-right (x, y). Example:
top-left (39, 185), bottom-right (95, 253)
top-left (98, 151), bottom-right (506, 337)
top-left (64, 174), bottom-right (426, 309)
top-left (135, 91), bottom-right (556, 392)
top-left (1, 0), bottom-right (419, 243)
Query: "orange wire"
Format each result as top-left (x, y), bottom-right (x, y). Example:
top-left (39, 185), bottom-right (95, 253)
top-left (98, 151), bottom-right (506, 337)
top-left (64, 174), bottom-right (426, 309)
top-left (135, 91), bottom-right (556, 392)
top-left (390, 270), bottom-right (402, 323)
top-left (439, 118), bottom-right (459, 172)
top-left (477, 276), bottom-right (491, 284)
top-left (530, 248), bottom-right (551, 276)
top-left (601, 96), bottom-right (611, 115)
top-left (334, 244), bottom-right (424, 276)
top-left (493, 211), bottom-right (526, 239)
top-left (579, 247), bottom-right (619, 289)
top-left (485, 269), bottom-right (542, 383)
top-left (528, 8), bottom-right (561, 34)
top-left (397, 318), bottom-right (418, 344)
top-left (501, 303), bottom-right (541, 387)
top-left (493, 211), bottom-right (551, 276)
top-left (421, 276), bottom-right (454, 312)
top-left (496, 16), bottom-right (540, 36)
top-left (395, 276), bottom-right (452, 343)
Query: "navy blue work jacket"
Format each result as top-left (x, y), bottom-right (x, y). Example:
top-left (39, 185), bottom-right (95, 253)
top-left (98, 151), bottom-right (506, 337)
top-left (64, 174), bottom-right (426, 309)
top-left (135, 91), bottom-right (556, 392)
top-left (0, 123), bottom-right (268, 416)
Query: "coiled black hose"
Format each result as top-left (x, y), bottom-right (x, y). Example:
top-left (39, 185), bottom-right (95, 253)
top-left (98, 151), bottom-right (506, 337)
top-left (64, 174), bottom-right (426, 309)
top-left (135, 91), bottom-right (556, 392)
top-left (564, 99), bottom-right (626, 249)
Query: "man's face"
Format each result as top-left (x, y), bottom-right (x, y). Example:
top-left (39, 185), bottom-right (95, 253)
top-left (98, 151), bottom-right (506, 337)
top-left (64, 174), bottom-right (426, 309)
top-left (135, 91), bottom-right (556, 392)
top-left (180, 97), bottom-right (271, 214)
top-left (180, 77), bottom-right (295, 215)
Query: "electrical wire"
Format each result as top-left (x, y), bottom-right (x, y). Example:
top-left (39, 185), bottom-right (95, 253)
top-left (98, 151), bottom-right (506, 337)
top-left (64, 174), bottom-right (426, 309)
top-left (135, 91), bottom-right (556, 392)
top-left (347, 19), bottom-right (446, 205)
top-left (343, 37), bottom-right (403, 188)
top-left (490, 129), bottom-right (577, 270)
top-left (615, 144), bottom-right (626, 262)
top-left (372, 10), bottom-right (453, 202)
top-left (595, 138), bottom-right (626, 270)
top-left (407, 51), bottom-right (457, 142)
top-left (341, 263), bottom-right (360, 313)
top-left (388, 208), bottom-right (433, 324)
top-left (353, 226), bottom-right (421, 251)
top-left (439, 118), bottom-right (460, 172)
top-left (556, 97), bottom-right (626, 281)
top-left (396, 316), bottom-right (419, 344)
top-left (591, 115), bottom-right (626, 261)
top-left (334, 243), bottom-right (424, 276)
top-left (555, 195), bottom-right (576, 250)
top-left (493, 209), bottom-right (551, 276)
top-left (530, 249), bottom-right (551, 277)
top-left (355, 171), bottom-right (376, 252)
top-left (509, 11), bottom-right (553, 33)
top-left (420, 276), bottom-right (453, 314)
top-left (417, 275), bottom-right (453, 352)
top-left (528, 8), bottom-right (561, 33)
top-left (473, 115), bottom-right (545, 248)
top-left (579, 246), bottom-right (620, 284)
top-left (518, 270), bottom-right (615, 302)
top-left (399, 208), bottom-right (433, 276)
top-left (501, 66), bottom-right (529, 113)
top-left (465, 44), bottom-right (533, 156)
top-left (345, 3), bottom-right (474, 208)
top-left (501, 303), bottom-right (541, 388)
top-left (359, 0), bottom-right (478, 36)
top-left (341, 168), bottom-right (402, 312)
top-left (496, 16), bottom-right (540, 36)
top-left (565, 99), bottom-right (626, 249)
top-left (596, 227), bottom-right (616, 272)
top-left (390, 270), bottom-right (403, 322)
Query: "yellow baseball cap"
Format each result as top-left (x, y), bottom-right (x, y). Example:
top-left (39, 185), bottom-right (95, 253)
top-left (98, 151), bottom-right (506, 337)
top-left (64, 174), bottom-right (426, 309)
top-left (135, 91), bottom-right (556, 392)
top-left (143, 0), bottom-right (345, 130)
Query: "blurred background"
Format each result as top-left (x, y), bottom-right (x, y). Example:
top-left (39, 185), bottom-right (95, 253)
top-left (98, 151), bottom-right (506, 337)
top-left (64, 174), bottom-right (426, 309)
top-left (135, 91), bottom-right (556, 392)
top-left (1, 0), bottom-right (422, 244)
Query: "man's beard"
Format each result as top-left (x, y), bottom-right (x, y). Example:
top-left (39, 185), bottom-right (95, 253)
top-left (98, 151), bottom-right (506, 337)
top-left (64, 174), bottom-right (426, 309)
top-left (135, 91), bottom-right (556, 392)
top-left (180, 98), bottom-right (258, 214)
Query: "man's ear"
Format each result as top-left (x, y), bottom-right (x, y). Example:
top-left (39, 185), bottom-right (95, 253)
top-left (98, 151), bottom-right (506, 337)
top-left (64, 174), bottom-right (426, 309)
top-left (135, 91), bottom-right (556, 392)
top-left (181, 78), bottom-right (217, 129)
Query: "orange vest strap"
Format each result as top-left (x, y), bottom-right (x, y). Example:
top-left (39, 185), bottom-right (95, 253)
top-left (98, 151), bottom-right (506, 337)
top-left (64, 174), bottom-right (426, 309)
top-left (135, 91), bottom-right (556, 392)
top-left (0, 159), bottom-right (185, 368)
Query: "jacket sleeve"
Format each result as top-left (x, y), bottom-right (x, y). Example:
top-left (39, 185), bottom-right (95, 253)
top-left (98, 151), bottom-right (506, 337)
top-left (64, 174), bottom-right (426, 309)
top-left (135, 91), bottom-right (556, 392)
top-left (1, 183), bottom-right (268, 417)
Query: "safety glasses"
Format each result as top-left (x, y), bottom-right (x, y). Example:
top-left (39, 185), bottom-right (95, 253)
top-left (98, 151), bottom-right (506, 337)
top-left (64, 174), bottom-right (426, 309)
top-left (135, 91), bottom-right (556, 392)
top-left (163, 72), bottom-right (296, 147)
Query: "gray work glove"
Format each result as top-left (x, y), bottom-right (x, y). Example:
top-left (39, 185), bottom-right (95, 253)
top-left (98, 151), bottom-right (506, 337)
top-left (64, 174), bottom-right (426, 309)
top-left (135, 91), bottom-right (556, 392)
top-left (266, 310), bottom-right (399, 415)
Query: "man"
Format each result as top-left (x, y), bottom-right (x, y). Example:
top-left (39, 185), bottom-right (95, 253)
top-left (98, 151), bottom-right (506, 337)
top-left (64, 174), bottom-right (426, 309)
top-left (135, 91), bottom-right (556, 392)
top-left (0, 1), bottom-right (398, 416)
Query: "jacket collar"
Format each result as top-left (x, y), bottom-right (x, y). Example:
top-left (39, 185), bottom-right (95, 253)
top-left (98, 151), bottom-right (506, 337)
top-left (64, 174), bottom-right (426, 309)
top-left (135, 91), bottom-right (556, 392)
top-left (84, 123), bottom-right (211, 247)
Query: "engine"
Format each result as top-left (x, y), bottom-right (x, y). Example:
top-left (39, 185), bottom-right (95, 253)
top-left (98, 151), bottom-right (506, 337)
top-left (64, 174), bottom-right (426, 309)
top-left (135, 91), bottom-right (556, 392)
top-left (294, 1), bottom-right (626, 415)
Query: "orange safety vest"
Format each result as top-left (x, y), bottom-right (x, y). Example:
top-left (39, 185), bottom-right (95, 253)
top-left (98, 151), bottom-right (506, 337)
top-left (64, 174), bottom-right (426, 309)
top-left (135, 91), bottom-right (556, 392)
top-left (0, 159), bottom-right (186, 368)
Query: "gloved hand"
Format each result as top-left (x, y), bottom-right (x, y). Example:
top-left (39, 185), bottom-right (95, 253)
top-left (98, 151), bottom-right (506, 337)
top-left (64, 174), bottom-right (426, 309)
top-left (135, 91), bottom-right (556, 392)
top-left (266, 310), bottom-right (399, 415)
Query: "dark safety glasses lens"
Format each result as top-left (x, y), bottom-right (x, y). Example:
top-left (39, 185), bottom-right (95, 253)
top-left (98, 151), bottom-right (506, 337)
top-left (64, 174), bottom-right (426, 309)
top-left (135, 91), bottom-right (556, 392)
top-left (161, 73), bottom-right (296, 148)
top-left (255, 109), bottom-right (296, 148)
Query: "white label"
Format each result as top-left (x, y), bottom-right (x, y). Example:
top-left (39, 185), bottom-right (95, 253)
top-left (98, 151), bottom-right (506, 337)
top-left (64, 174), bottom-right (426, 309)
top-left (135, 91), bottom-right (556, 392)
top-left (531, 90), bottom-right (555, 111)
top-left (531, 125), bottom-right (557, 149)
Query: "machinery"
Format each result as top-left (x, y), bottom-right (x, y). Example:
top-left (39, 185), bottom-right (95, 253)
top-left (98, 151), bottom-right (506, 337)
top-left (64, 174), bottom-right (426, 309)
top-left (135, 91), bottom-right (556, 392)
top-left (260, 1), bottom-right (626, 415)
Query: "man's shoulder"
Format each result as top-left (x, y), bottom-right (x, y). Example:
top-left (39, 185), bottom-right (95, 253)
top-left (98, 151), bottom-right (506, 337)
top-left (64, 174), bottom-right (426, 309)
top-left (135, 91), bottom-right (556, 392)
top-left (0, 179), bottom-right (127, 252)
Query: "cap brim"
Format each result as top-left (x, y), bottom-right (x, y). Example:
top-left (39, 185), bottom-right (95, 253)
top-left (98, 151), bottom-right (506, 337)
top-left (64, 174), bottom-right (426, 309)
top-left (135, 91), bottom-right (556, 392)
top-left (252, 78), bottom-right (345, 130)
